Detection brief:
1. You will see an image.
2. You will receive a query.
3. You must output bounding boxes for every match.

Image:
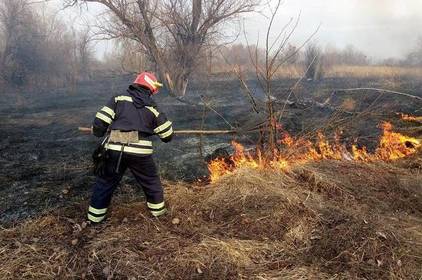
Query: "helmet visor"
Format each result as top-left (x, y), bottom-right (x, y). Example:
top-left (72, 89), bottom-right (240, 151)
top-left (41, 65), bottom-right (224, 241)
top-left (153, 81), bottom-right (163, 88)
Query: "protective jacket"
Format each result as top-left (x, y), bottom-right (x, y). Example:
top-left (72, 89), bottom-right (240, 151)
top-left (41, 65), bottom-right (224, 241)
top-left (92, 84), bottom-right (173, 156)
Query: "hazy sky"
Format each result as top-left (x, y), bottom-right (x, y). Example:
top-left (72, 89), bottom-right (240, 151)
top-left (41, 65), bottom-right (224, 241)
top-left (64, 0), bottom-right (422, 60)
top-left (244, 0), bottom-right (422, 60)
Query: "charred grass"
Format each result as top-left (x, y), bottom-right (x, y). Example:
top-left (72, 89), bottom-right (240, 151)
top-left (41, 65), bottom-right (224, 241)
top-left (0, 155), bottom-right (421, 279)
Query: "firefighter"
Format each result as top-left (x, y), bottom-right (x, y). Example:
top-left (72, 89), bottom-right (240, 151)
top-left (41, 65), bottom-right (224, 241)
top-left (87, 72), bottom-right (173, 224)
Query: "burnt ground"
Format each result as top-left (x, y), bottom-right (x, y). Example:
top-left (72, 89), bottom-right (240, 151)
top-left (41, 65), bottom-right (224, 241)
top-left (0, 74), bottom-right (421, 225)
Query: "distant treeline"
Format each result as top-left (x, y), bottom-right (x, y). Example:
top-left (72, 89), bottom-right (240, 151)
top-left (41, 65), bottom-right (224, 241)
top-left (214, 41), bottom-right (422, 69)
top-left (101, 40), bottom-right (422, 82)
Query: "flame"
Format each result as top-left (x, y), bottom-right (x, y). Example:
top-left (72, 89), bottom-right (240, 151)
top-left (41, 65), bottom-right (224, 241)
top-left (400, 113), bottom-right (422, 122)
top-left (208, 122), bottom-right (421, 182)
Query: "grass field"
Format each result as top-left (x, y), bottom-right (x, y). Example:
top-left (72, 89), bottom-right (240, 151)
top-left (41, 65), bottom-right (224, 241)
top-left (210, 64), bottom-right (422, 81)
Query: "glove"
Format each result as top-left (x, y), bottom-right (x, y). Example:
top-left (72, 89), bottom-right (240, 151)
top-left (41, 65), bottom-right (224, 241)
top-left (92, 144), bottom-right (108, 177)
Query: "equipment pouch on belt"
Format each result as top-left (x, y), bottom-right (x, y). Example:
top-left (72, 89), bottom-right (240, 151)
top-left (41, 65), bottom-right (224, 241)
top-left (109, 130), bottom-right (139, 143)
top-left (108, 130), bottom-right (143, 173)
top-left (92, 136), bottom-right (109, 177)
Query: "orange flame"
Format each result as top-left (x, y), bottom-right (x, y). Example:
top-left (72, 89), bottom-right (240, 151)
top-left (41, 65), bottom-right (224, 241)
top-left (400, 113), bottom-right (422, 122)
top-left (208, 122), bottom-right (421, 182)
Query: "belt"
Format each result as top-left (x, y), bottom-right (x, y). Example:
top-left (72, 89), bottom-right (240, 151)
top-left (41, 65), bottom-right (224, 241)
top-left (105, 140), bottom-right (153, 155)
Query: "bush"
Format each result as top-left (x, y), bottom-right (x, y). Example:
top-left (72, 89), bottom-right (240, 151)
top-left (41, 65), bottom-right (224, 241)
top-left (304, 43), bottom-right (324, 80)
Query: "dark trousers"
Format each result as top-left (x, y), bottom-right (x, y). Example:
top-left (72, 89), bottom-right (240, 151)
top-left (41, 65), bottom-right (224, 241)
top-left (87, 151), bottom-right (166, 223)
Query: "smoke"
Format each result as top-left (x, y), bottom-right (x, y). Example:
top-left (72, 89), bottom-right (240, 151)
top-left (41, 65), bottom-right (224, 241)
top-left (244, 0), bottom-right (422, 60)
top-left (350, 0), bottom-right (422, 59)
top-left (360, 0), bottom-right (418, 18)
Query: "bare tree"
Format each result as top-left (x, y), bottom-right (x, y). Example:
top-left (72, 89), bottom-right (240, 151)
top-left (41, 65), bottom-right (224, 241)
top-left (244, 1), bottom-right (321, 153)
top-left (228, 0), bottom-right (318, 154)
top-left (304, 43), bottom-right (324, 80)
top-left (77, 26), bottom-right (93, 79)
top-left (68, 0), bottom-right (259, 101)
top-left (405, 36), bottom-right (422, 66)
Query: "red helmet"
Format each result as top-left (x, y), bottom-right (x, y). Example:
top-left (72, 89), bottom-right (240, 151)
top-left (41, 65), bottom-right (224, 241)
top-left (133, 72), bottom-right (163, 94)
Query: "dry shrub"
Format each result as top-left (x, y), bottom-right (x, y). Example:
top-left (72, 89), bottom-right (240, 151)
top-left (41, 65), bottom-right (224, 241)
top-left (255, 266), bottom-right (343, 279)
top-left (199, 169), bottom-right (316, 240)
top-left (1, 160), bottom-right (421, 279)
top-left (307, 207), bottom-right (422, 279)
top-left (293, 165), bottom-right (346, 197)
top-left (168, 238), bottom-right (264, 279)
top-left (294, 160), bottom-right (422, 214)
top-left (0, 216), bottom-right (85, 278)
top-left (395, 150), bottom-right (422, 170)
top-left (304, 207), bottom-right (398, 279)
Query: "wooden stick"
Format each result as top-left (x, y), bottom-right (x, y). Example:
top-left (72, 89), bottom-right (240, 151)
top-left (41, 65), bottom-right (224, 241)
top-left (78, 127), bottom-right (237, 135)
top-left (78, 127), bottom-right (92, 133)
top-left (334, 88), bottom-right (422, 101)
top-left (174, 130), bottom-right (237, 135)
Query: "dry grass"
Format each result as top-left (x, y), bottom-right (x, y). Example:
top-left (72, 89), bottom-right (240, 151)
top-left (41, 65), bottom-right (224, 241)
top-left (0, 156), bottom-right (421, 279)
top-left (326, 65), bottom-right (422, 80)
top-left (212, 64), bottom-right (422, 80)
